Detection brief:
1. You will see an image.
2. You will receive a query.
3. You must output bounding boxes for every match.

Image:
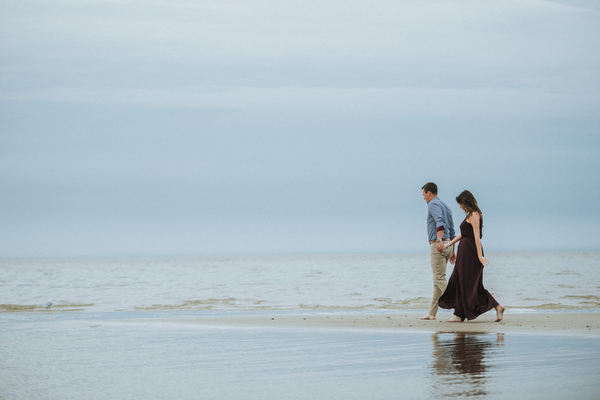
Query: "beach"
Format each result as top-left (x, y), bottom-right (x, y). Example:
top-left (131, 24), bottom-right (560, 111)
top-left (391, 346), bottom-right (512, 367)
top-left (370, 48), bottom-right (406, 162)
top-left (142, 310), bottom-right (600, 336)
top-left (2, 252), bottom-right (600, 399)
top-left (3, 0), bottom-right (600, 397)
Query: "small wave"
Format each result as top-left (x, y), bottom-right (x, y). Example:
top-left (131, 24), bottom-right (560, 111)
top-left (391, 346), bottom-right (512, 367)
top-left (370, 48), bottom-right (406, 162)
top-left (298, 297), bottom-right (430, 311)
top-left (560, 295), bottom-right (600, 301)
top-left (132, 296), bottom-right (434, 312)
top-left (528, 303), bottom-right (600, 310)
top-left (373, 297), bottom-right (430, 309)
top-left (0, 304), bottom-right (37, 313)
top-left (0, 303), bottom-right (94, 313)
top-left (559, 295), bottom-right (600, 308)
top-left (504, 308), bottom-right (539, 313)
top-left (298, 304), bottom-right (376, 311)
top-left (553, 270), bottom-right (583, 277)
top-left (134, 298), bottom-right (277, 311)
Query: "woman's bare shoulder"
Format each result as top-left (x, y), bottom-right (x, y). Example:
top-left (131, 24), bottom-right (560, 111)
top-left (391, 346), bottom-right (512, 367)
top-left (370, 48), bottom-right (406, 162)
top-left (467, 212), bottom-right (481, 224)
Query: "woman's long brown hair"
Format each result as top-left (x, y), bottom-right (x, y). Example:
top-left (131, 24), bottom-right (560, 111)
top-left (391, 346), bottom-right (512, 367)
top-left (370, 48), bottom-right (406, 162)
top-left (456, 190), bottom-right (482, 216)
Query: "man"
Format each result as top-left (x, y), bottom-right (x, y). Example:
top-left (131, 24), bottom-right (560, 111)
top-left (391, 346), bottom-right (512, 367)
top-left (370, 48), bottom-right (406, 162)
top-left (421, 182), bottom-right (456, 320)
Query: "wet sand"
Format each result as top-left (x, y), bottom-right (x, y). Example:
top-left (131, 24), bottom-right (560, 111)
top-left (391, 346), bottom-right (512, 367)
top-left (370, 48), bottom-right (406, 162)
top-left (152, 311), bottom-right (600, 336)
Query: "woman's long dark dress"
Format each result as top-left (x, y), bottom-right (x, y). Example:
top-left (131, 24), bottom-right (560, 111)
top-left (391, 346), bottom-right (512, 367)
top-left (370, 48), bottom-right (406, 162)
top-left (438, 215), bottom-right (499, 320)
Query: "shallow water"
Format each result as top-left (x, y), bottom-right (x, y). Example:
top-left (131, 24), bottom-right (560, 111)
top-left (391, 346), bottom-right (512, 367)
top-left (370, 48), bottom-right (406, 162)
top-left (2, 252), bottom-right (599, 398)
top-left (1, 251), bottom-right (599, 313)
top-left (1, 311), bottom-right (599, 400)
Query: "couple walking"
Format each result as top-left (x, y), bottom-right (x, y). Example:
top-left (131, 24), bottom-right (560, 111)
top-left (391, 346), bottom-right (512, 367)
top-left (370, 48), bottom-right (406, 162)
top-left (420, 182), bottom-right (505, 322)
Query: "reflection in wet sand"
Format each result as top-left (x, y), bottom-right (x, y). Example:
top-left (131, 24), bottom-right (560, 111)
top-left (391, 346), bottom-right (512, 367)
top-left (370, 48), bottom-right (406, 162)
top-left (429, 332), bottom-right (505, 398)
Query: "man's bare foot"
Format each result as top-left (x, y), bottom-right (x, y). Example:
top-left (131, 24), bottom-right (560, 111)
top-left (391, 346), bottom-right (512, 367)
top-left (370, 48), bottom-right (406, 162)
top-left (420, 314), bottom-right (436, 320)
top-left (495, 305), bottom-right (505, 322)
top-left (447, 316), bottom-right (464, 322)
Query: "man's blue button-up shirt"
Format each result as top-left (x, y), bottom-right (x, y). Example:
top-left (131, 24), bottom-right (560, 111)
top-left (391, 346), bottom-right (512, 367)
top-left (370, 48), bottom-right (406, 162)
top-left (426, 196), bottom-right (456, 242)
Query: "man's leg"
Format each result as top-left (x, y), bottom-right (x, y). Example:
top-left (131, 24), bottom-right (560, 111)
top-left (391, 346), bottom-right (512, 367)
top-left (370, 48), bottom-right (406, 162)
top-left (428, 244), bottom-right (451, 317)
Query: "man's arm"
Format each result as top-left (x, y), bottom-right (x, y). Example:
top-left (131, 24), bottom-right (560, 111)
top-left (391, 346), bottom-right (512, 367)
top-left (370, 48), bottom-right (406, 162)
top-left (435, 227), bottom-right (445, 252)
top-left (429, 202), bottom-right (447, 251)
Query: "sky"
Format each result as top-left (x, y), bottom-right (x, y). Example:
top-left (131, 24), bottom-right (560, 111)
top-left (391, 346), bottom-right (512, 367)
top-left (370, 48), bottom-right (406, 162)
top-left (1, 0), bottom-right (599, 258)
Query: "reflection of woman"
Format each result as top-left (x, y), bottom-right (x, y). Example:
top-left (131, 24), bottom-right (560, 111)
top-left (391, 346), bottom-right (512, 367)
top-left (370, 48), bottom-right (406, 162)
top-left (429, 332), bottom-right (504, 398)
top-left (438, 190), bottom-right (505, 322)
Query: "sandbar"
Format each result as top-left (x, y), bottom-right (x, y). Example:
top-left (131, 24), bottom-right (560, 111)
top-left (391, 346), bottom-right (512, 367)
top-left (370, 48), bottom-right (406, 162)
top-left (135, 311), bottom-right (600, 336)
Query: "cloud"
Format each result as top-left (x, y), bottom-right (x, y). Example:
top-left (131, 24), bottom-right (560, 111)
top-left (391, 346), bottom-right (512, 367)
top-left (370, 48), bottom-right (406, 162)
top-left (2, 0), bottom-right (598, 91)
top-left (0, 0), bottom-right (599, 257)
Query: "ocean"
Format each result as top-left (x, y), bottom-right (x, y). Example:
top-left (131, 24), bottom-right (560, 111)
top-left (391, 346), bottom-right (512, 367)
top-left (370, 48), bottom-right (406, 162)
top-left (2, 251), bottom-right (599, 313)
top-left (1, 251), bottom-right (600, 399)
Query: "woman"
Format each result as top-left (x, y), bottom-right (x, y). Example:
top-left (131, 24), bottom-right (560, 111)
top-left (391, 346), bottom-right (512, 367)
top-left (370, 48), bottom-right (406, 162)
top-left (438, 190), bottom-right (505, 322)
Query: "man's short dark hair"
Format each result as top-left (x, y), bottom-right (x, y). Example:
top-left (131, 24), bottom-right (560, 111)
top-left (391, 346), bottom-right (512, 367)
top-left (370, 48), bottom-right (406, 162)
top-left (422, 182), bottom-right (438, 195)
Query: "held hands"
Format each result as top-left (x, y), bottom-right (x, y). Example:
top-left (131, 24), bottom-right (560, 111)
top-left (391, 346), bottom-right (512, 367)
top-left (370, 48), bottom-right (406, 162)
top-left (439, 243), bottom-right (451, 253)
top-left (438, 243), bottom-right (457, 265)
top-left (436, 241), bottom-right (445, 253)
top-left (438, 243), bottom-right (487, 266)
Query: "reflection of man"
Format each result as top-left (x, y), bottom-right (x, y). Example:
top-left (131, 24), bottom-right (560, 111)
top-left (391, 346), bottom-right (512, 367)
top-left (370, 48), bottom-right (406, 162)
top-left (421, 182), bottom-right (455, 320)
top-left (429, 332), bottom-right (504, 397)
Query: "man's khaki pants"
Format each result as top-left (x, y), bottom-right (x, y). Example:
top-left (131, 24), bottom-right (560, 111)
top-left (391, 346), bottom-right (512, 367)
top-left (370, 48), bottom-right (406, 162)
top-left (429, 243), bottom-right (452, 316)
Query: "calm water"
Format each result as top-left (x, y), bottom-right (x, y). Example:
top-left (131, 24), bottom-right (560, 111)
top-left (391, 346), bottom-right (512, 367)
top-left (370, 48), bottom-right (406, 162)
top-left (1, 251), bottom-right (599, 312)
top-left (1, 311), bottom-right (599, 400)
top-left (2, 252), bottom-right (600, 399)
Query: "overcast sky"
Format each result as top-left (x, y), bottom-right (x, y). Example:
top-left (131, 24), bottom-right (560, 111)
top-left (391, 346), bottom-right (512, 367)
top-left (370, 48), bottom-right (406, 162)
top-left (1, 0), bottom-right (599, 258)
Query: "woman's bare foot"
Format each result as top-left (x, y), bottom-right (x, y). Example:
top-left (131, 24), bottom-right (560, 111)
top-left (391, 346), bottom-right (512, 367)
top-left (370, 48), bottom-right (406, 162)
top-left (420, 314), bottom-right (436, 320)
top-left (495, 305), bottom-right (505, 322)
top-left (447, 316), bottom-right (464, 322)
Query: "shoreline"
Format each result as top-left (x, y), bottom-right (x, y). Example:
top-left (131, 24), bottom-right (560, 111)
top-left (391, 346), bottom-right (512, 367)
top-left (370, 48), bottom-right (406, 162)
top-left (124, 311), bottom-right (600, 337)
